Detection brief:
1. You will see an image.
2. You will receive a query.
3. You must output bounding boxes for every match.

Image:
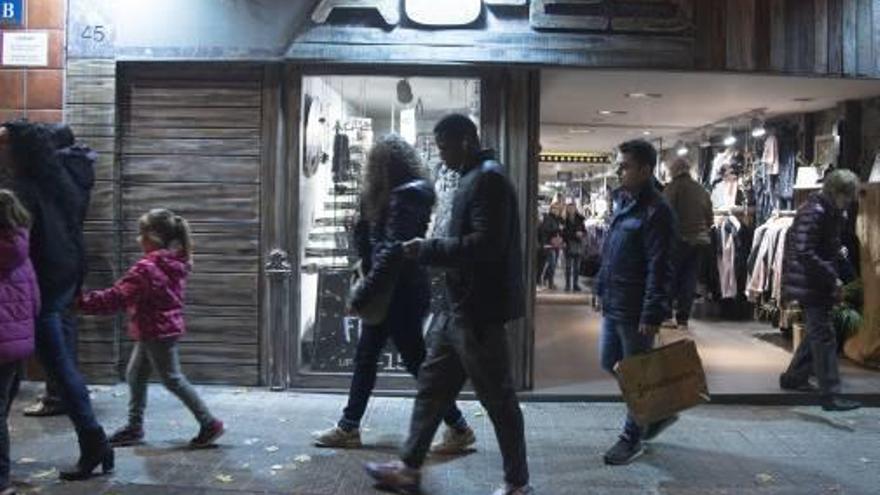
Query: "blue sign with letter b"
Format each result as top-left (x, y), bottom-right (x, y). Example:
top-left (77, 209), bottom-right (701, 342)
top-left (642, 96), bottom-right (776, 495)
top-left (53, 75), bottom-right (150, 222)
top-left (0, 0), bottom-right (23, 27)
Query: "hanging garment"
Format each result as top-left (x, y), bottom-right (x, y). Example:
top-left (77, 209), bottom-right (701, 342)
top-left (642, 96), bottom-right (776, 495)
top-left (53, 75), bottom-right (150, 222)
top-left (717, 216), bottom-right (740, 299)
top-left (711, 178), bottom-right (739, 210)
top-left (332, 132), bottom-right (351, 183)
top-left (762, 134), bottom-right (780, 175)
top-left (710, 149), bottom-right (733, 185)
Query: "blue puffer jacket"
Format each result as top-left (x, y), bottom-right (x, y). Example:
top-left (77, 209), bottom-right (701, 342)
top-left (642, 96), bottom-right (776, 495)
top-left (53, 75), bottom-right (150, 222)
top-left (596, 184), bottom-right (675, 326)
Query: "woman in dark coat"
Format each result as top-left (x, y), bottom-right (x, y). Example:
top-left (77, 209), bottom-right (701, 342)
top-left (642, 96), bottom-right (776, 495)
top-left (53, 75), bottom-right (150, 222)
top-left (313, 134), bottom-right (475, 454)
top-left (0, 121), bottom-right (113, 480)
top-left (562, 202), bottom-right (587, 292)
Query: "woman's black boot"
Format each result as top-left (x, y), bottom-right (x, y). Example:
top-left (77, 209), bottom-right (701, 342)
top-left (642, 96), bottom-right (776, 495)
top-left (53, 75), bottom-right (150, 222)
top-left (59, 427), bottom-right (115, 481)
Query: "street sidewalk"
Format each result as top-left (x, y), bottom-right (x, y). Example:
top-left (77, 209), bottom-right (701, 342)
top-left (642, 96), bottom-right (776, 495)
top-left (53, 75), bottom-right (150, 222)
top-left (8, 382), bottom-right (879, 494)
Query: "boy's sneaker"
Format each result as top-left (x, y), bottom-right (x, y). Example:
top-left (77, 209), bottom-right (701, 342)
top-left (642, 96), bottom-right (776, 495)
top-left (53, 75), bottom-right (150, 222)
top-left (364, 460), bottom-right (420, 495)
top-left (313, 425), bottom-right (362, 448)
top-left (108, 424), bottom-right (145, 447)
top-left (430, 426), bottom-right (476, 455)
top-left (190, 420), bottom-right (225, 448)
top-left (603, 437), bottom-right (644, 465)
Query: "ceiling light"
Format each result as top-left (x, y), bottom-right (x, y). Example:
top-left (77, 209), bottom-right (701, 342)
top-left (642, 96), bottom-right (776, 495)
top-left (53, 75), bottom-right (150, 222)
top-left (677, 145), bottom-right (688, 156)
top-left (723, 134), bottom-right (737, 146)
top-left (642, 131), bottom-right (652, 136)
top-left (750, 117), bottom-right (766, 138)
top-left (626, 92), bottom-right (663, 99)
top-left (598, 110), bottom-right (627, 116)
top-left (567, 127), bottom-right (594, 134)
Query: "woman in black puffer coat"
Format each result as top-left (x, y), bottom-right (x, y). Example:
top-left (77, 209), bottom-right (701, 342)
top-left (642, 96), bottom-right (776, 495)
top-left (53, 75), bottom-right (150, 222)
top-left (0, 120), bottom-right (112, 480)
top-left (313, 134), bottom-right (475, 452)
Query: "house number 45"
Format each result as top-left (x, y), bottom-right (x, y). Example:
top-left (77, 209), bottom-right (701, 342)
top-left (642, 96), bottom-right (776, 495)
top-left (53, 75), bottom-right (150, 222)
top-left (80, 25), bottom-right (107, 43)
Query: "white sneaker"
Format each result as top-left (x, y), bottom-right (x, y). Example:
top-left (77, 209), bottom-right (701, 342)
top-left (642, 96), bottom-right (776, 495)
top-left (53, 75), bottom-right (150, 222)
top-left (430, 426), bottom-right (476, 455)
top-left (492, 484), bottom-right (535, 495)
top-left (312, 426), bottom-right (362, 448)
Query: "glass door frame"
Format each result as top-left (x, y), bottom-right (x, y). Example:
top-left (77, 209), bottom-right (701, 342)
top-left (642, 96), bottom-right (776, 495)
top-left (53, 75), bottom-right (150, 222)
top-left (279, 63), bottom-right (538, 391)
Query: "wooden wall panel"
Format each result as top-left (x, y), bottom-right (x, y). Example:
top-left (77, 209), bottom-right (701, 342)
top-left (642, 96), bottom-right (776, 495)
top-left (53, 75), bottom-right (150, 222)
top-left (66, 59), bottom-right (121, 385)
top-left (726, 0), bottom-right (756, 70)
top-left (687, 0), bottom-right (876, 74)
top-left (121, 156), bottom-right (260, 184)
top-left (814, 0), bottom-right (830, 73)
top-left (118, 66), bottom-right (265, 386)
top-left (857, 0), bottom-right (875, 75)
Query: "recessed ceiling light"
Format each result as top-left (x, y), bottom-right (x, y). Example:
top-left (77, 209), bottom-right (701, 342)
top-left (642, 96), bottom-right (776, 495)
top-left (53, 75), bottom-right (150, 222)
top-left (598, 110), bottom-right (627, 116)
top-left (793, 97), bottom-right (815, 102)
top-left (567, 127), bottom-right (594, 134)
top-left (642, 131), bottom-right (652, 136)
top-left (626, 92), bottom-right (663, 99)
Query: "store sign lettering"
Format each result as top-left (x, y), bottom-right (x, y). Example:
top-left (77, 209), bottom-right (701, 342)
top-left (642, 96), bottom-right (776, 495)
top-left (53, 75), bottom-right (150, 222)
top-left (312, 0), bottom-right (691, 33)
top-left (0, 0), bottom-right (23, 27)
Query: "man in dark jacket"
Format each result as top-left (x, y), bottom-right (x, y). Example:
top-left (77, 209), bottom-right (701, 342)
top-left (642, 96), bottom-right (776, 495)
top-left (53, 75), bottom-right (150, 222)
top-left (597, 139), bottom-right (676, 465)
top-left (25, 124), bottom-right (96, 417)
top-left (663, 158), bottom-right (713, 329)
top-left (780, 169), bottom-right (861, 411)
top-left (365, 114), bottom-right (531, 495)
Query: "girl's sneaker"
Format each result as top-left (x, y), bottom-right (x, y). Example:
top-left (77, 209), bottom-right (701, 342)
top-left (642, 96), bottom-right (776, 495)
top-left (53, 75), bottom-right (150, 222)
top-left (190, 420), bottom-right (225, 448)
top-left (108, 424), bottom-right (145, 447)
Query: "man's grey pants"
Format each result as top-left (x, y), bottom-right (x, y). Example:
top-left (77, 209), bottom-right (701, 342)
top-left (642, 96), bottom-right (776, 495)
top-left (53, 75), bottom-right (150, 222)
top-left (784, 304), bottom-right (841, 395)
top-left (126, 339), bottom-right (215, 428)
top-left (401, 313), bottom-right (529, 487)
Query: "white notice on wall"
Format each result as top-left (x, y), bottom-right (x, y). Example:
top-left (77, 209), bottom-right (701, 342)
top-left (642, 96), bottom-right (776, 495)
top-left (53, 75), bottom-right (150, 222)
top-left (2, 32), bottom-right (49, 67)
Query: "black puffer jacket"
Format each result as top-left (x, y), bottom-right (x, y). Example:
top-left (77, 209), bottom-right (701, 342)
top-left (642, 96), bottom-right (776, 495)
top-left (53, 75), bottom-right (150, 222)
top-left (57, 145), bottom-right (96, 287)
top-left (349, 179), bottom-right (435, 318)
top-left (782, 193), bottom-right (843, 306)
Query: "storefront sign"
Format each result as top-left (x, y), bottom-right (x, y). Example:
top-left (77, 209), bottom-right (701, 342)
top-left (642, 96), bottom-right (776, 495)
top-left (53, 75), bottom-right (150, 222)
top-left (312, 0), bottom-right (691, 33)
top-left (0, 0), bottom-right (23, 27)
top-left (1, 31), bottom-right (48, 66)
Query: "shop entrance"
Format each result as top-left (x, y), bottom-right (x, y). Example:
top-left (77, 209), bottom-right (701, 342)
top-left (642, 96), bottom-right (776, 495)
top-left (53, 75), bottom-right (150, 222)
top-left (533, 68), bottom-right (880, 396)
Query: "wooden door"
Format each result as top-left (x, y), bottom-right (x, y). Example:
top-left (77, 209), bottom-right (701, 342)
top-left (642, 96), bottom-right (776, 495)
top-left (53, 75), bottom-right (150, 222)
top-left (116, 64), bottom-right (265, 384)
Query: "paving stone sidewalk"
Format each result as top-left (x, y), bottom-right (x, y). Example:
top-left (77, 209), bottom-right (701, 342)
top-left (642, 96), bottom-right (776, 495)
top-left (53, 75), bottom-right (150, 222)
top-left (7, 382), bottom-right (880, 494)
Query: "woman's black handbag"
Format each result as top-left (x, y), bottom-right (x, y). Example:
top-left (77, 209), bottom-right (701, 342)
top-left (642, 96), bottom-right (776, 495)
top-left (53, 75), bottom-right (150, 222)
top-left (348, 260), bottom-right (397, 326)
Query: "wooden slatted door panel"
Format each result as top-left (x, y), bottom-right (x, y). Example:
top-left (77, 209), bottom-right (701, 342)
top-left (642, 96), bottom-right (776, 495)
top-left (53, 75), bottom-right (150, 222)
top-left (118, 65), bottom-right (263, 385)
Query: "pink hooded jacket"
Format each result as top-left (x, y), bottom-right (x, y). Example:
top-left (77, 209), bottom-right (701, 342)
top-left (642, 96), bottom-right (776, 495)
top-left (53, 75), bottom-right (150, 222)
top-left (0, 228), bottom-right (40, 365)
top-left (79, 249), bottom-right (190, 341)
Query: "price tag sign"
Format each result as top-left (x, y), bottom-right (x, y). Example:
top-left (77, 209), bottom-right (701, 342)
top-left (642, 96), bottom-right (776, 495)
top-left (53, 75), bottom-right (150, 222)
top-left (68, 0), bottom-right (114, 58)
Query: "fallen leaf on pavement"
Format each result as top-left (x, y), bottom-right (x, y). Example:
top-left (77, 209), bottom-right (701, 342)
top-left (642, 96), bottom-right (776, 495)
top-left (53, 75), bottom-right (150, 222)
top-left (215, 474), bottom-right (234, 483)
top-left (17, 457), bottom-right (36, 464)
top-left (755, 473), bottom-right (774, 484)
top-left (271, 464), bottom-right (284, 470)
top-left (265, 445), bottom-right (279, 453)
top-left (294, 454), bottom-right (312, 463)
top-left (244, 438), bottom-right (261, 446)
top-left (30, 468), bottom-right (57, 479)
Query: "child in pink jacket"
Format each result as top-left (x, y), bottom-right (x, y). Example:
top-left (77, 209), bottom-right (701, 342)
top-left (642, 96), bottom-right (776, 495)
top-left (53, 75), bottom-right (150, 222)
top-left (78, 208), bottom-right (224, 448)
top-left (0, 189), bottom-right (40, 495)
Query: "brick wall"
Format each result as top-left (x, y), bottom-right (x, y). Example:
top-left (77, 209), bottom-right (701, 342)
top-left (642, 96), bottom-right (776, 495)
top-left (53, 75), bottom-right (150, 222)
top-left (0, 0), bottom-right (66, 123)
